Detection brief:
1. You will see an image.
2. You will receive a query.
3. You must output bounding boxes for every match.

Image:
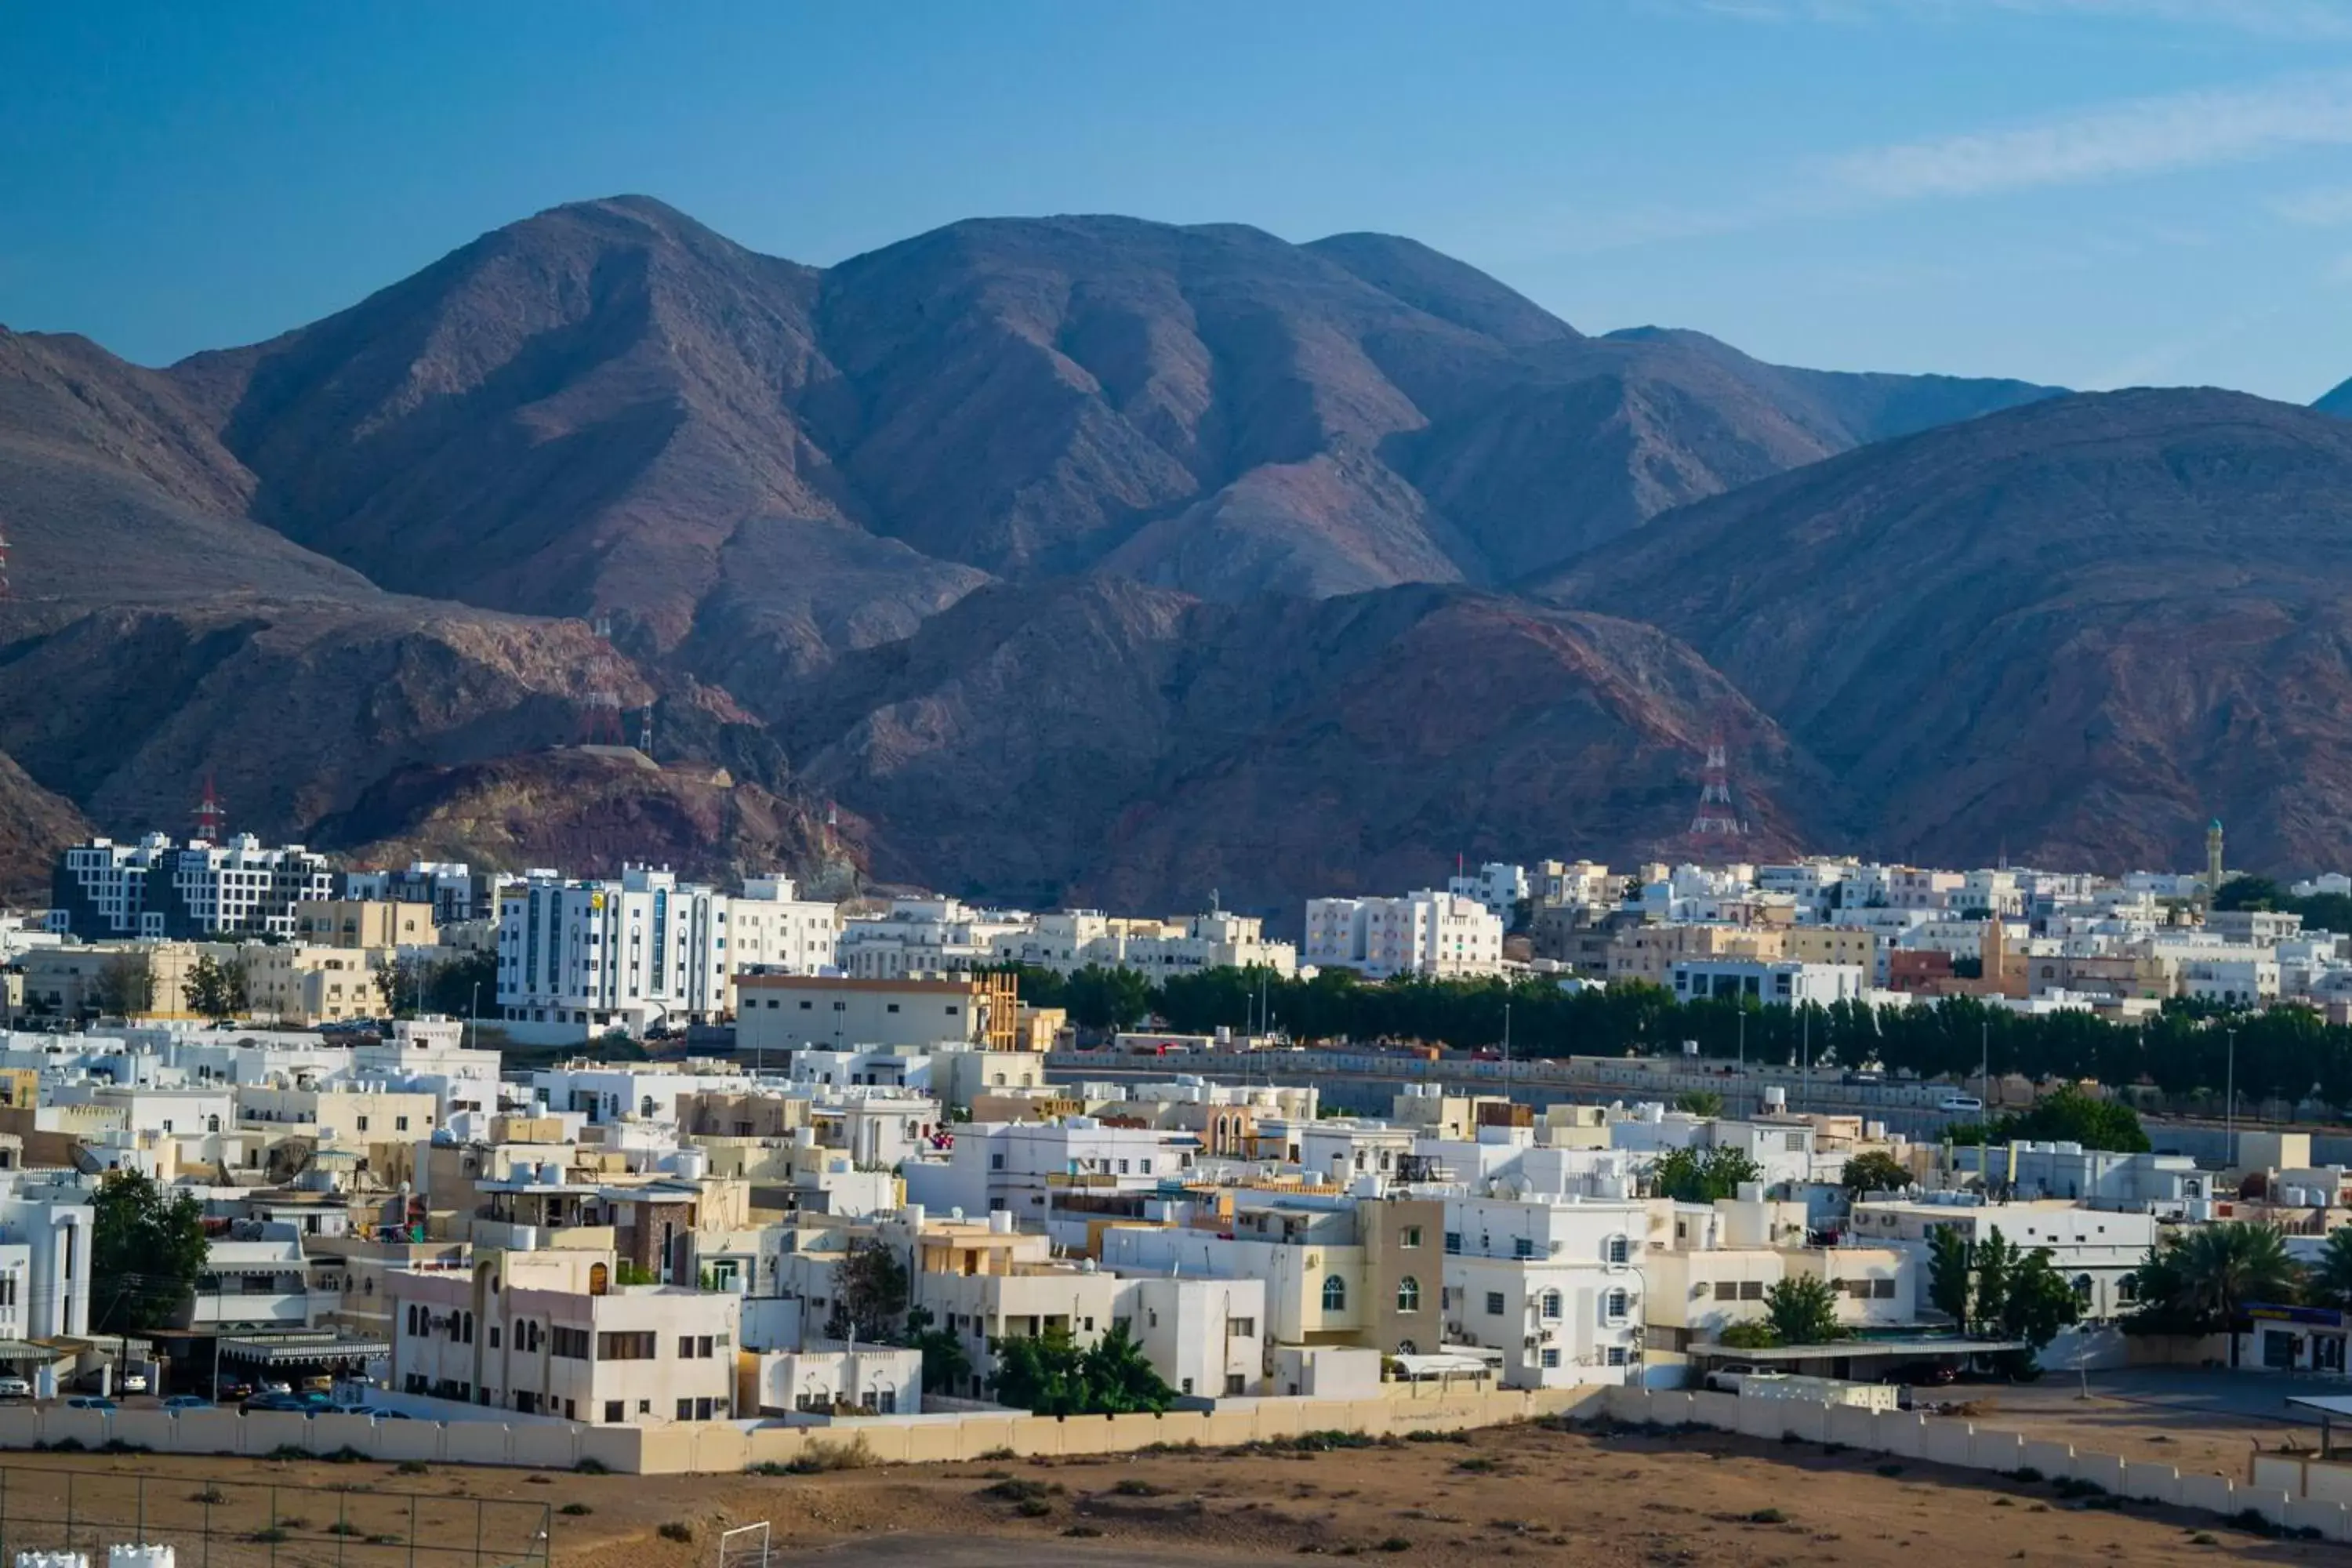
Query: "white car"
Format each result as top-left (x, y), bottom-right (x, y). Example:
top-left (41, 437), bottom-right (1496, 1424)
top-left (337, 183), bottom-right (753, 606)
top-left (118, 1373), bottom-right (148, 1394)
top-left (0, 1377), bottom-right (30, 1399)
top-left (1936, 1094), bottom-right (1984, 1113)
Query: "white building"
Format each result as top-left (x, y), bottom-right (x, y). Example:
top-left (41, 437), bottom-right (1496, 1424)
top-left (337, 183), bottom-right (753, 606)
top-left (1447, 863), bottom-right (1530, 923)
top-left (51, 834), bottom-right (335, 941)
top-left (1439, 1195), bottom-right (1648, 1387)
top-left (1671, 959), bottom-right (1867, 1007)
top-left (495, 866), bottom-right (732, 1040)
top-left (834, 898), bottom-right (1029, 980)
top-left (1303, 891), bottom-right (1504, 979)
top-left (1848, 1198), bottom-right (2159, 1323)
top-left (990, 909), bottom-right (1297, 978)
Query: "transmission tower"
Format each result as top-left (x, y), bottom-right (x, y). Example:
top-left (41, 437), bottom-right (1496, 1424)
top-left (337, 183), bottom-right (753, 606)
top-left (1688, 731), bottom-right (1745, 838)
top-left (577, 691), bottom-right (626, 746)
top-left (192, 773), bottom-right (227, 842)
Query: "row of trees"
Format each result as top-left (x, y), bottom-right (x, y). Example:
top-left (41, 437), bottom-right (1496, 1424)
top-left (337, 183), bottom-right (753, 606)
top-left (1926, 1227), bottom-right (2084, 1369)
top-left (1000, 961), bottom-right (2352, 1106)
top-left (79, 949), bottom-right (499, 1027)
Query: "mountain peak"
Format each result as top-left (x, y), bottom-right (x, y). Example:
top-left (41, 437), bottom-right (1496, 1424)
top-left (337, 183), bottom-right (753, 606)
top-left (1306, 231), bottom-right (1580, 345)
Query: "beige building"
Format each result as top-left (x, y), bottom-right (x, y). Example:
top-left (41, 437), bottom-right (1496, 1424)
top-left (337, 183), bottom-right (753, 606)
top-left (14, 942), bottom-right (220, 1021)
top-left (1606, 923), bottom-right (1877, 986)
top-left (243, 943), bottom-right (394, 1024)
top-left (293, 900), bottom-right (439, 950)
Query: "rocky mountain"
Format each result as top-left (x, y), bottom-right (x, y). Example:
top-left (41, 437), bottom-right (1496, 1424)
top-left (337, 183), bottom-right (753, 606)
top-left (775, 575), bottom-right (1828, 913)
top-left (318, 747), bottom-right (846, 892)
top-left (2315, 376), bottom-right (2352, 419)
top-left (162, 198), bottom-right (2059, 646)
top-left (0, 750), bottom-right (90, 902)
top-left (1536, 387), bottom-right (2352, 873)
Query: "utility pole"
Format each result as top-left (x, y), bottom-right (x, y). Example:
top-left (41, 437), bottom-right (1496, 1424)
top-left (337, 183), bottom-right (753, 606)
top-left (469, 983), bottom-right (481, 1051)
top-left (1737, 1009), bottom-right (1746, 1116)
top-left (1501, 1002), bottom-right (1512, 1102)
top-left (2226, 1027), bottom-right (2238, 1168)
top-left (1980, 1018), bottom-right (1991, 1184)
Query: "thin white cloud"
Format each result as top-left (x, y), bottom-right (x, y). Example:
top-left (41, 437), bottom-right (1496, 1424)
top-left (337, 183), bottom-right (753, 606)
top-left (1669, 0), bottom-right (2352, 38)
top-left (1829, 73), bottom-right (2352, 200)
top-left (2274, 183), bottom-right (2352, 225)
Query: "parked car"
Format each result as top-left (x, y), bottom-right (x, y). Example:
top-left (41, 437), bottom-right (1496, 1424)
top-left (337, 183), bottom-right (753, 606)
top-left (1936, 1094), bottom-right (1984, 1113)
top-left (260, 1380), bottom-right (292, 1396)
top-left (217, 1379), bottom-right (255, 1401)
top-left (241, 1392), bottom-right (310, 1414)
top-left (0, 1377), bottom-right (30, 1399)
top-left (65, 1396), bottom-right (116, 1411)
top-left (118, 1372), bottom-right (148, 1394)
top-left (160, 1395), bottom-right (212, 1411)
top-left (1702, 1363), bottom-right (1769, 1392)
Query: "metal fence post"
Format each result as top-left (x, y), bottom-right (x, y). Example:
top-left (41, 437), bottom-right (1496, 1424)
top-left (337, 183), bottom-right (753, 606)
top-left (408, 1492), bottom-right (419, 1568)
top-left (473, 1497), bottom-right (484, 1568)
top-left (269, 1483), bottom-right (278, 1568)
top-left (64, 1470), bottom-right (74, 1555)
top-left (135, 1473), bottom-right (144, 1545)
top-left (336, 1490), bottom-right (347, 1568)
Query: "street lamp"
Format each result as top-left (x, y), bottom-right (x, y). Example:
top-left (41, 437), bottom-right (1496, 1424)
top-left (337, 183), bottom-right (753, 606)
top-left (468, 982), bottom-right (481, 1051)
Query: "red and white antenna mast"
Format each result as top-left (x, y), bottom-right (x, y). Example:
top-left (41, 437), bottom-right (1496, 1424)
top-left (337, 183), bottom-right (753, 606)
top-left (193, 773), bottom-right (227, 842)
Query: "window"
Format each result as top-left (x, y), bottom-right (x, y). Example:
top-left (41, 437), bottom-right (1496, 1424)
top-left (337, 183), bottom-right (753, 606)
top-left (679, 1335), bottom-right (695, 1359)
top-left (1227, 1317), bottom-right (1255, 1338)
top-left (603, 1400), bottom-right (624, 1424)
top-left (1514, 1237), bottom-right (1535, 1259)
top-left (1606, 1346), bottom-right (1628, 1367)
top-left (1400, 1226), bottom-right (1421, 1249)
top-left (1738, 1279), bottom-right (1764, 1301)
top-left (677, 1398), bottom-right (694, 1420)
top-left (1604, 1289), bottom-right (1630, 1323)
top-left (1484, 1290), bottom-right (1506, 1317)
top-left (1605, 1235), bottom-right (1631, 1265)
top-left (699, 1334), bottom-right (713, 1357)
top-left (1225, 1373), bottom-right (1246, 1397)
top-left (1541, 1290), bottom-right (1563, 1319)
top-left (1443, 1231), bottom-right (1462, 1254)
top-left (1322, 1275), bottom-right (1347, 1312)
top-left (1540, 1348), bottom-right (1561, 1370)
top-left (1396, 1276), bottom-right (1421, 1312)
top-left (1871, 1278), bottom-right (1896, 1300)
top-left (597, 1330), bottom-right (658, 1360)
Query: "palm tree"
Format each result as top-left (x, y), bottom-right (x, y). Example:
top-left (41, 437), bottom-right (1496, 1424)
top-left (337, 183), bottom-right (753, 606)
top-left (2310, 1229), bottom-right (2352, 1310)
top-left (2151, 1222), bottom-right (2300, 1366)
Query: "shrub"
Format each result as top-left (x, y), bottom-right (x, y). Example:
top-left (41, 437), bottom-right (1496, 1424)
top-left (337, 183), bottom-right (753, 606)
top-left (319, 1446), bottom-right (370, 1465)
top-left (1748, 1508), bottom-right (1788, 1525)
top-left (1403, 1429), bottom-right (1469, 1444)
top-left (2190, 1532), bottom-right (2219, 1545)
top-left (1454, 1456), bottom-right (1500, 1473)
top-left (395, 1460), bottom-right (430, 1475)
top-left (980, 1479), bottom-right (1062, 1503)
top-left (1377, 1539), bottom-right (1412, 1553)
top-left (248, 1530), bottom-right (289, 1545)
top-left (978, 1445), bottom-right (1018, 1460)
top-left (2228, 1508), bottom-right (2276, 1537)
top-left (325, 1522), bottom-right (362, 1537)
top-left (1062, 1526), bottom-right (1105, 1537)
top-left (797, 1437), bottom-right (876, 1473)
top-left (97, 1438), bottom-right (151, 1455)
top-left (559, 1504), bottom-right (593, 1517)
top-left (1875, 1464), bottom-right (1904, 1478)
top-left (1014, 1498), bottom-right (1054, 1518)
top-left (2008, 1466), bottom-right (2044, 1483)
top-left (1109, 1479), bottom-right (1169, 1497)
top-left (656, 1522), bottom-right (695, 1544)
top-left (188, 1488), bottom-right (228, 1504)
top-left (575, 1457), bottom-right (611, 1475)
top-left (266, 1444), bottom-right (309, 1461)
top-left (38, 1438), bottom-right (84, 1454)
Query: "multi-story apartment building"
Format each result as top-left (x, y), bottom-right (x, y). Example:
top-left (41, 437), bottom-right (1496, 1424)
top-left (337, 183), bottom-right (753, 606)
top-left (989, 909), bottom-right (1298, 978)
top-left (389, 1248), bottom-right (740, 1422)
top-left (336, 862), bottom-right (483, 927)
top-left (833, 897), bottom-right (1028, 979)
top-left (734, 973), bottom-right (1007, 1054)
top-left (1447, 862), bottom-right (1530, 922)
top-left (1438, 1195), bottom-right (1649, 1387)
top-left (1303, 891), bottom-right (1504, 979)
top-left (495, 866), bottom-right (734, 1040)
top-left (51, 835), bottom-right (335, 940)
top-left (291, 900), bottom-right (439, 950)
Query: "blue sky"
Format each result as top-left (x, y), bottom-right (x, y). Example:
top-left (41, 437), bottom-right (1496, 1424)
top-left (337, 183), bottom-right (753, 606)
top-left (7, 0), bottom-right (2352, 397)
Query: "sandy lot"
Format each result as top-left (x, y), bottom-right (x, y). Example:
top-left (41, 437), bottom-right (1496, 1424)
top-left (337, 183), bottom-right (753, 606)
top-left (0, 1417), bottom-right (2330, 1568)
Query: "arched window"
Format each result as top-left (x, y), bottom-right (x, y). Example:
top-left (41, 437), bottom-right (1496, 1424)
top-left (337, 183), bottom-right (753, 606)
top-left (1322, 1275), bottom-right (1348, 1312)
top-left (1541, 1290), bottom-right (1563, 1319)
top-left (2072, 1274), bottom-right (2094, 1304)
top-left (588, 1262), bottom-right (609, 1297)
top-left (1396, 1276), bottom-right (1421, 1312)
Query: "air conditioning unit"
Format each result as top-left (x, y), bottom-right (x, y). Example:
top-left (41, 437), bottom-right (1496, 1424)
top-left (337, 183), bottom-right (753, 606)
top-left (1523, 1335), bottom-right (1541, 1348)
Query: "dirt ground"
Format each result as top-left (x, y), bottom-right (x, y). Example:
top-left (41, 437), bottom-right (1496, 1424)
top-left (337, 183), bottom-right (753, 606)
top-left (1925, 1386), bottom-right (2313, 1478)
top-left (0, 1418), bottom-right (2336, 1568)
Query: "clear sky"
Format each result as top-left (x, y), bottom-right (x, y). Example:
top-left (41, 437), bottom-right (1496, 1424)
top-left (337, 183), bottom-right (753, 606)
top-left (6, 0), bottom-right (2352, 398)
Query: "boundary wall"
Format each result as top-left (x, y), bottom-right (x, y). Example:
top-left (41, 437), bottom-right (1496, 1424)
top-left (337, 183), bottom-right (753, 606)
top-left (0, 1383), bottom-right (1608, 1477)
top-left (1601, 1385), bottom-right (2330, 1541)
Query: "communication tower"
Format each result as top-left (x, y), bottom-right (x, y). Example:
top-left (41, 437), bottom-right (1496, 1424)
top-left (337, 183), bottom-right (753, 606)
top-left (1687, 730), bottom-right (1746, 840)
top-left (192, 774), bottom-right (227, 842)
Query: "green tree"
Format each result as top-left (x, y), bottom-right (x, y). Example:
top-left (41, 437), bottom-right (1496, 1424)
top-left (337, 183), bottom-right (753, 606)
top-left (2000, 1249), bottom-right (2083, 1358)
top-left (2127, 1223), bottom-right (2299, 1364)
top-left (902, 1306), bottom-right (973, 1396)
top-left (1973, 1228), bottom-right (2017, 1334)
top-left (1651, 1145), bottom-right (1766, 1203)
top-left (1062, 965), bottom-right (1153, 1033)
top-left (89, 953), bottom-right (156, 1018)
top-left (183, 954), bottom-right (247, 1023)
top-left (990, 1326), bottom-right (1091, 1415)
top-left (1839, 1151), bottom-right (1911, 1195)
top-left (1763, 1274), bottom-right (1845, 1347)
top-left (1927, 1225), bottom-right (1973, 1327)
top-left (2310, 1228), bottom-right (2352, 1309)
top-left (1674, 1090), bottom-right (1725, 1118)
top-left (2212, 876), bottom-right (2284, 912)
top-left (423, 949), bottom-right (499, 1018)
top-left (824, 1239), bottom-right (909, 1342)
top-left (92, 1172), bottom-right (209, 1334)
top-left (1998, 1088), bottom-right (2151, 1154)
top-left (1079, 1321), bottom-right (1177, 1413)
